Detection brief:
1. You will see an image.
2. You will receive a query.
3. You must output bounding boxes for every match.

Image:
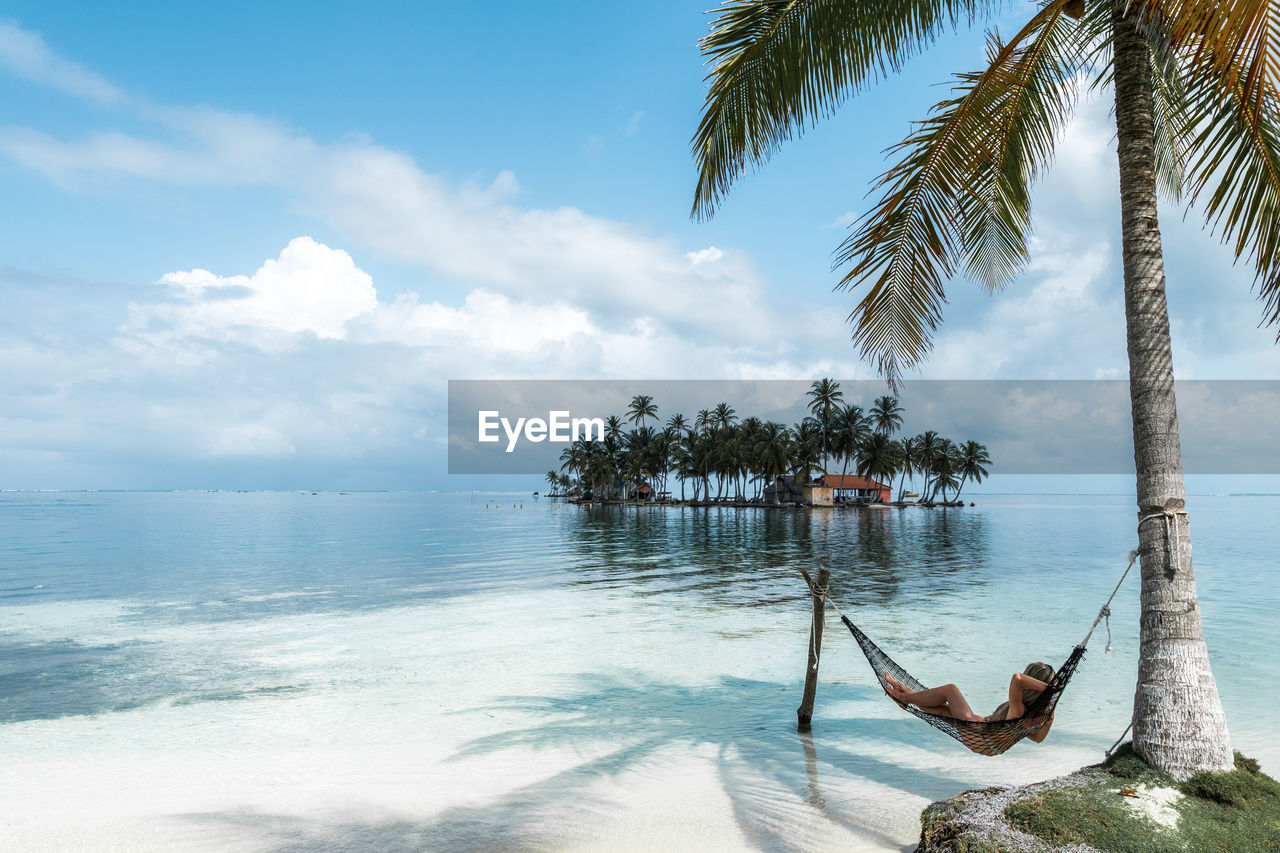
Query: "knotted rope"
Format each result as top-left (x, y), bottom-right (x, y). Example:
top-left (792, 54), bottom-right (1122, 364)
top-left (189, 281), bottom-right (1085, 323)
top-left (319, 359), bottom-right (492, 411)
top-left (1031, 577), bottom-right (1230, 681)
top-left (808, 576), bottom-right (829, 671)
top-left (1138, 506), bottom-right (1188, 576)
top-left (1101, 506), bottom-right (1187, 757)
top-left (1080, 549), bottom-right (1139, 649)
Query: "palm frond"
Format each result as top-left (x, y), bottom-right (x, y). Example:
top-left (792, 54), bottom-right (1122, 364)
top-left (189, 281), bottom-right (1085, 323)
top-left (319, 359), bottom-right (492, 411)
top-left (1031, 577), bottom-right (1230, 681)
top-left (835, 1), bottom-right (1086, 382)
top-left (960, 7), bottom-right (1085, 289)
top-left (1149, 35), bottom-right (1193, 201)
top-left (691, 0), bottom-right (1006, 219)
top-left (1083, 1), bottom-right (1189, 201)
top-left (1148, 0), bottom-right (1280, 330)
top-left (1152, 0), bottom-right (1280, 127)
top-left (1182, 68), bottom-right (1280, 332)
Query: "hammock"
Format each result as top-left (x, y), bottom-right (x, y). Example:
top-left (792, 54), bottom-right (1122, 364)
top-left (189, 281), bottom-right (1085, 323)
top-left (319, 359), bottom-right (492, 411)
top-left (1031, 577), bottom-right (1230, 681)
top-left (804, 516), bottom-right (1169, 756)
top-left (840, 615), bottom-right (1084, 755)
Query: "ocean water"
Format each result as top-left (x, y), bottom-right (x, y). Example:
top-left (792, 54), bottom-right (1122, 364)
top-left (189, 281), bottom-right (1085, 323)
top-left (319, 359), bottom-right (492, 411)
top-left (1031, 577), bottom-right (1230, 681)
top-left (0, 491), bottom-right (1275, 851)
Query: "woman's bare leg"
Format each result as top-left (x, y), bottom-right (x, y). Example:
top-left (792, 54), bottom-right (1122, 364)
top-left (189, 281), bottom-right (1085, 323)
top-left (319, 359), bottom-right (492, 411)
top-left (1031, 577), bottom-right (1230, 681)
top-left (885, 673), bottom-right (982, 721)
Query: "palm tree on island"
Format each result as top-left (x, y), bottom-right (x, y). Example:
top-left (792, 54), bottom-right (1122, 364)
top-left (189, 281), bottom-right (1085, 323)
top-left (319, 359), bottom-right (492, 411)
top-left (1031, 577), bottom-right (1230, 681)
top-left (870, 395), bottom-right (904, 436)
top-left (832, 403), bottom-right (870, 479)
top-left (690, 0), bottom-right (1272, 777)
top-left (806, 378), bottom-right (844, 474)
top-left (559, 381), bottom-right (987, 509)
top-left (955, 440), bottom-right (993, 501)
top-left (627, 394), bottom-right (658, 430)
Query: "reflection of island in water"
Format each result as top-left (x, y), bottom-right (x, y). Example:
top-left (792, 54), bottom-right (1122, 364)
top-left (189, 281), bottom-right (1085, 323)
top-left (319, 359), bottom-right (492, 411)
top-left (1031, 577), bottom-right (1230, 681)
top-left (557, 504), bottom-right (992, 610)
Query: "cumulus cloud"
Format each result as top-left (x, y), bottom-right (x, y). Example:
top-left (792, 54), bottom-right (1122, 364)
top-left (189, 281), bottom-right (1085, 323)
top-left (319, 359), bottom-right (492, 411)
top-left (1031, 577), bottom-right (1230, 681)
top-left (128, 237), bottom-right (377, 350)
top-left (924, 90), bottom-right (1280, 380)
top-left (118, 235), bottom-right (856, 380)
top-left (0, 104), bottom-right (781, 349)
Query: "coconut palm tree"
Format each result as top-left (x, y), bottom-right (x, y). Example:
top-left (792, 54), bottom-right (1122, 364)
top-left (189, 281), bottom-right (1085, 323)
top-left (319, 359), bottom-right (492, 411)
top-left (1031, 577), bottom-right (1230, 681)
top-left (895, 435), bottom-right (921, 501)
top-left (605, 415), bottom-right (625, 445)
top-left (669, 434), bottom-right (691, 501)
top-left (832, 403), bottom-right (870, 479)
top-left (757, 421), bottom-right (794, 503)
top-left (691, 1), bottom-right (1279, 774)
top-left (870, 395), bottom-right (904, 436)
top-left (712, 401), bottom-right (738, 432)
top-left (789, 419), bottom-right (824, 484)
top-left (560, 441), bottom-right (587, 490)
top-left (695, 408), bottom-right (713, 436)
top-left (856, 431), bottom-right (902, 489)
top-left (686, 430), bottom-right (713, 501)
top-left (627, 394), bottom-right (659, 430)
top-left (928, 440), bottom-right (961, 502)
top-left (914, 430), bottom-right (943, 502)
top-left (930, 459), bottom-right (962, 504)
top-left (955, 440), bottom-right (992, 501)
top-left (806, 377), bottom-right (844, 471)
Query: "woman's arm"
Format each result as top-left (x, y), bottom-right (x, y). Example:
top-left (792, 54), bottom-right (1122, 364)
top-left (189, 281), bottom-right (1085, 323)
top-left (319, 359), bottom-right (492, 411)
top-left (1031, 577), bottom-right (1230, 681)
top-left (1005, 672), bottom-right (1050, 718)
top-left (1028, 714), bottom-right (1054, 743)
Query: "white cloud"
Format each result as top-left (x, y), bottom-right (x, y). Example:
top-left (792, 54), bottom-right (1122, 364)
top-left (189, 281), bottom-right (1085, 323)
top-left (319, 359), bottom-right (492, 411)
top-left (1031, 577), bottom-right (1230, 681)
top-left (1, 25), bottom-right (1276, 488)
top-left (209, 423), bottom-right (297, 458)
top-left (0, 101), bottom-right (778, 349)
top-left (823, 211), bottom-right (858, 229)
top-left (118, 236), bottom-right (854, 382)
top-left (0, 21), bottom-right (122, 104)
top-left (127, 237), bottom-right (377, 350)
top-left (925, 89), bottom-right (1279, 380)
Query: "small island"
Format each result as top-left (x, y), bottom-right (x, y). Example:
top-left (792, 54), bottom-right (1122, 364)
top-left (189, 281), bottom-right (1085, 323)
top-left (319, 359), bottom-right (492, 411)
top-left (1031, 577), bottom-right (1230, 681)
top-left (545, 378), bottom-right (991, 508)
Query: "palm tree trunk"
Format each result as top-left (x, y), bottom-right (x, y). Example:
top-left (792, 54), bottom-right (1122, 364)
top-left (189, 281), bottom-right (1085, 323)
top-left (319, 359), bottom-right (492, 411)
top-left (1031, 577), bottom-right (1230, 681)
top-left (1112, 2), bottom-right (1232, 779)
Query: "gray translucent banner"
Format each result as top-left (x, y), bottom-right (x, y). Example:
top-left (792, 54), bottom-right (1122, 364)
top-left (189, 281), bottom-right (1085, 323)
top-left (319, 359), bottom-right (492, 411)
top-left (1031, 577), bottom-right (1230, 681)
top-left (447, 379), bottom-right (1280, 475)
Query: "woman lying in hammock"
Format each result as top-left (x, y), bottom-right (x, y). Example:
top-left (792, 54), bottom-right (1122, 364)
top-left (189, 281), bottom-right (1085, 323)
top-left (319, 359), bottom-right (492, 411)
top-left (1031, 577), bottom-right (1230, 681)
top-left (883, 662), bottom-right (1056, 742)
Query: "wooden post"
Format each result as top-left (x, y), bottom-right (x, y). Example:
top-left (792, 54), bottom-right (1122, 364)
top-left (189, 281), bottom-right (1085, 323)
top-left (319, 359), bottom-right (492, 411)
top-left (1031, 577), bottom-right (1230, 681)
top-left (797, 567), bottom-right (830, 732)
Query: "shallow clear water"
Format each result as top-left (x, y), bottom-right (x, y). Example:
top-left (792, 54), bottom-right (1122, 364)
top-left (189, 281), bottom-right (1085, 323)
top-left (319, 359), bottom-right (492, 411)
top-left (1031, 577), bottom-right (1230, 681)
top-left (0, 491), bottom-right (1275, 851)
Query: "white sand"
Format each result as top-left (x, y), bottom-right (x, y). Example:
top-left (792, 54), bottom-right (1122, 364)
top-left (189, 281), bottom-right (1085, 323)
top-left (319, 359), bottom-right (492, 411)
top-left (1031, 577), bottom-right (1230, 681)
top-left (1120, 784), bottom-right (1184, 830)
top-left (1, 586), bottom-right (1273, 852)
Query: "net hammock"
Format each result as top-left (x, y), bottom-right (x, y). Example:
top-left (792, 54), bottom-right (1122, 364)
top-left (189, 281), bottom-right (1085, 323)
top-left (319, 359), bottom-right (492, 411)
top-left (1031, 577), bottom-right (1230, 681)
top-left (804, 507), bottom-right (1180, 756)
top-left (839, 616), bottom-right (1083, 755)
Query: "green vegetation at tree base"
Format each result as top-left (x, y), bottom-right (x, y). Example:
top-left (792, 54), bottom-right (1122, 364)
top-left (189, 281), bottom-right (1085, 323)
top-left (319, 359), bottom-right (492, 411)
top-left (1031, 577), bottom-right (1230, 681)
top-left (1004, 747), bottom-right (1280, 852)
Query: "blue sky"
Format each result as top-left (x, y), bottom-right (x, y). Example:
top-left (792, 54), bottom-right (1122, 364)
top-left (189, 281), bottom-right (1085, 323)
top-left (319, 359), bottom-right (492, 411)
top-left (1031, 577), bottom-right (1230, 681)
top-left (1, 3), bottom-right (1278, 490)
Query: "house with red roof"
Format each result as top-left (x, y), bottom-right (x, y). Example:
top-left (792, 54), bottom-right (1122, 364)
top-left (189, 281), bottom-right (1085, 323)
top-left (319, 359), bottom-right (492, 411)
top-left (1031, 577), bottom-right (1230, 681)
top-left (814, 474), bottom-right (892, 503)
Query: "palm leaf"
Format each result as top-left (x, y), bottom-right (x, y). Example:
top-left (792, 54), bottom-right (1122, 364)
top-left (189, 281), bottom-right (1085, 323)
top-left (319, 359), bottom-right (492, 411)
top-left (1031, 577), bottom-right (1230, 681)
top-left (1149, 36), bottom-right (1193, 200)
top-left (835, 0), bottom-right (1086, 382)
top-left (1146, 0), bottom-right (1280, 329)
top-left (1083, 1), bottom-right (1191, 200)
top-left (691, 0), bottom-right (1006, 219)
top-left (1181, 68), bottom-right (1280, 331)
top-left (960, 5), bottom-right (1086, 289)
top-left (1150, 0), bottom-right (1280, 127)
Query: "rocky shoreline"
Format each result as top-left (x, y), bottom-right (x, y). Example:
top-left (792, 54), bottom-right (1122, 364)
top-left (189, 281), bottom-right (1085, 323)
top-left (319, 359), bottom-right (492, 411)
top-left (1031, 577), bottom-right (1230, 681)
top-left (917, 767), bottom-right (1109, 853)
top-left (917, 748), bottom-right (1279, 852)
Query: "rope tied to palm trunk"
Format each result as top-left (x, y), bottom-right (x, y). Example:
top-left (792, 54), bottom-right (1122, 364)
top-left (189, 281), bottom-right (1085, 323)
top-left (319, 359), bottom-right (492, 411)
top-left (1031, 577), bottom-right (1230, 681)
top-left (1138, 505), bottom-right (1188, 577)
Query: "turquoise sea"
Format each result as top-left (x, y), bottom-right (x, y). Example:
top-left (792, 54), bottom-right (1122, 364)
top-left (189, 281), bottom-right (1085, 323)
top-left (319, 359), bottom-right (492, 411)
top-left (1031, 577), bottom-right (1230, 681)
top-left (0, 491), bottom-right (1275, 851)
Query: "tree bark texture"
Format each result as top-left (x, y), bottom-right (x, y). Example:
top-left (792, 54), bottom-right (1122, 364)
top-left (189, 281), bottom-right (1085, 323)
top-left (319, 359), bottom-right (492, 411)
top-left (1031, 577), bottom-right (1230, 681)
top-left (1112, 1), bottom-right (1233, 779)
